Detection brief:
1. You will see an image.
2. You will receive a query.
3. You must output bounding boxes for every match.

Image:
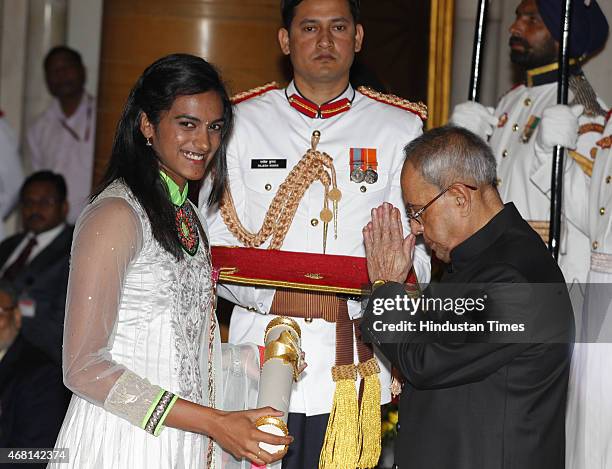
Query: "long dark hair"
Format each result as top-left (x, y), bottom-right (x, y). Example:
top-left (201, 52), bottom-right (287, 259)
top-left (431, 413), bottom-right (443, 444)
top-left (94, 54), bottom-right (233, 260)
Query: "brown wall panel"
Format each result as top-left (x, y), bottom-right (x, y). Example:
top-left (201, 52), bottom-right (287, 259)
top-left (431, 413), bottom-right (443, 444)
top-left (94, 0), bottom-right (286, 185)
top-left (356, 1), bottom-right (430, 103)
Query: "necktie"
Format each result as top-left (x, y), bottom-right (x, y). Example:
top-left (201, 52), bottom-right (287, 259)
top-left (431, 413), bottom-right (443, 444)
top-left (1, 237), bottom-right (38, 281)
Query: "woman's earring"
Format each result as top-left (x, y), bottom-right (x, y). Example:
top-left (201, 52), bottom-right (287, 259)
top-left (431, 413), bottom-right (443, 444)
top-left (146, 137), bottom-right (153, 146)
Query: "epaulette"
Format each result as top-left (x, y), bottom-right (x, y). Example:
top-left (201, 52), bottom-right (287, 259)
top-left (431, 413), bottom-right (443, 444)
top-left (597, 134), bottom-right (612, 150)
top-left (357, 86), bottom-right (427, 121)
top-left (569, 74), bottom-right (607, 118)
top-left (231, 82), bottom-right (279, 105)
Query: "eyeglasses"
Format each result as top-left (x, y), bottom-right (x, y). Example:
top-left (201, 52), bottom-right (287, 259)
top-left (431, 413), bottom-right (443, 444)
top-left (0, 305), bottom-right (17, 317)
top-left (406, 182), bottom-right (478, 225)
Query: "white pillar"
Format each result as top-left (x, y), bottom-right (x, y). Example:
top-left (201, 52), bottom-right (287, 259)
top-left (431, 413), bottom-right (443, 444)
top-left (0, 0), bottom-right (29, 135)
top-left (22, 0), bottom-right (68, 142)
top-left (67, 0), bottom-right (102, 97)
top-left (450, 0), bottom-right (505, 110)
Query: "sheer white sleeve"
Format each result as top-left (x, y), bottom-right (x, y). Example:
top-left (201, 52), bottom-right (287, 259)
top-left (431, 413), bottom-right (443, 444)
top-left (62, 196), bottom-right (162, 426)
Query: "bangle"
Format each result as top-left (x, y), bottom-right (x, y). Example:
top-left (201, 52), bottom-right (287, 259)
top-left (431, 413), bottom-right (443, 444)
top-left (153, 394), bottom-right (179, 436)
top-left (143, 390), bottom-right (177, 436)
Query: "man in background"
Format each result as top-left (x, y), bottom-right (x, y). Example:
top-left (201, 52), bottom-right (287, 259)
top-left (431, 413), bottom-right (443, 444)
top-left (26, 46), bottom-right (96, 223)
top-left (0, 171), bottom-right (72, 365)
top-left (0, 280), bottom-right (71, 468)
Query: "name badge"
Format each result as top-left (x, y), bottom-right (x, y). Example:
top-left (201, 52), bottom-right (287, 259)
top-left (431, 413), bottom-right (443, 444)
top-left (19, 297), bottom-right (36, 318)
top-left (251, 159), bottom-right (287, 169)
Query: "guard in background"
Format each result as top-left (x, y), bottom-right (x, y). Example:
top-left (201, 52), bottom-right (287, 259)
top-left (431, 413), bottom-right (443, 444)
top-left (567, 109), bottom-right (612, 469)
top-left (450, 0), bottom-right (609, 308)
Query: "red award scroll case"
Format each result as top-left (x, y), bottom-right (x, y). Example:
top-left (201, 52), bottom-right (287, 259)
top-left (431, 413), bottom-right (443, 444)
top-left (211, 246), bottom-right (417, 295)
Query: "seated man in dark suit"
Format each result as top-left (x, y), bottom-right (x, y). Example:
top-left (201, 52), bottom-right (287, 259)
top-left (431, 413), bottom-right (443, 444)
top-left (0, 171), bottom-right (73, 364)
top-left (0, 280), bottom-right (71, 468)
top-left (360, 126), bottom-right (574, 469)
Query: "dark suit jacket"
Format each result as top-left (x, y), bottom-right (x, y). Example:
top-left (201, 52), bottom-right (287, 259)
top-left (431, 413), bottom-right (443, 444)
top-left (0, 334), bottom-right (71, 468)
top-left (361, 204), bottom-right (574, 469)
top-left (0, 225), bottom-right (73, 364)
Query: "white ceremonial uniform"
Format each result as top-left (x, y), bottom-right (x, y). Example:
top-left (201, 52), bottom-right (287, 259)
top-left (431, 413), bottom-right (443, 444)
top-left (203, 81), bottom-right (431, 417)
top-left (489, 69), bottom-right (607, 289)
top-left (0, 115), bottom-right (24, 240)
top-left (566, 115), bottom-right (612, 469)
top-left (26, 93), bottom-right (96, 223)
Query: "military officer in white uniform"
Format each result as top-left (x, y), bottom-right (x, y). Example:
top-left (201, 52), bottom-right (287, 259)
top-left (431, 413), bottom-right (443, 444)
top-left (566, 112), bottom-right (612, 469)
top-left (451, 0), bottom-right (609, 294)
top-left (0, 112), bottom-right (24, 240)
top-left (201, 0), bottom-right (430, 467)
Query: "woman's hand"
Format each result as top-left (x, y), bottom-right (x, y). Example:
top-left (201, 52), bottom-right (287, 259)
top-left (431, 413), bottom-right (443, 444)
top-left (209, 406), bottom-right (293, 466)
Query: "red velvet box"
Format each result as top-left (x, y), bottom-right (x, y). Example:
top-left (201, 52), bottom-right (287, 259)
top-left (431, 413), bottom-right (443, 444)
top-left (211, 246), bottom-right (417, 295)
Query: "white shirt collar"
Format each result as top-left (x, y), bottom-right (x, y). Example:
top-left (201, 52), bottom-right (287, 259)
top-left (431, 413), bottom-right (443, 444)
top-left (29, 222), bottom-right (66, 245)
top-left (49, 92), bottom-right (93, 123)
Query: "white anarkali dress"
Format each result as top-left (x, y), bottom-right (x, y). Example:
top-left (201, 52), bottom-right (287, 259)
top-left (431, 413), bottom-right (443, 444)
top-left (49, 181), bottom-right (258, 469)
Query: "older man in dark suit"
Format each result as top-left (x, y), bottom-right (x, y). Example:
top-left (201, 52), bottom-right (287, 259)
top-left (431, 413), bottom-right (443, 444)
top-left (0, 171), bottom-right (73, 364)
top-left (360, 126), bottom-right (574, 469)
top-left (0, 280), bottom-right (71, 467)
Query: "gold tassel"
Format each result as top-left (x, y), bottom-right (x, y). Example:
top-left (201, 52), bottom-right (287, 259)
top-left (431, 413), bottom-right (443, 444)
top-left (319, 364), bottom-right (359, 469)
top-left (357, 358), bottom-right (382, 468)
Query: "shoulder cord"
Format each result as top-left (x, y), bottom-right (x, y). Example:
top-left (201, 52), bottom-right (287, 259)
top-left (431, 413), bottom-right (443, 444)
top-left (220, 131), bottom-right (341, 251)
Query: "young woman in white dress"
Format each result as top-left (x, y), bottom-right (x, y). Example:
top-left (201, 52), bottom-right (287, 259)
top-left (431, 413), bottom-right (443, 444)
top-left (49, 54), bottom-right (291, 469)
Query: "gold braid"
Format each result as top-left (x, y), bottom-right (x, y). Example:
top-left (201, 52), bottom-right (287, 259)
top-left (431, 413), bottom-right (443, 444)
top-left (220, 131), bottom-right (341, 251)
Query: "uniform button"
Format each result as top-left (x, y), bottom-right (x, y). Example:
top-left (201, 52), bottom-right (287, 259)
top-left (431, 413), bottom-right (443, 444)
top-left (593, 241), bottom-right (599, 250)
top-left (502, 150), bottom-right (508, 158)
top-left (512, 124), bottom-right (519, 132)
top-left (607, 176), bottom-right (611, 184)
top-left (264, 183), bottom-right (272, 191)
top-left (360, 186), bottom-right (367, 193)
top-left (310, 218), bottom-right (319, 227)
top-left (496, 178), bottom-right (502, 186)
top-left (600, 207), bottom-right (606, 216)
top-left (304, 317), bottom-right (313, 323)
top-left (524, 97), bottom-right (532, 106)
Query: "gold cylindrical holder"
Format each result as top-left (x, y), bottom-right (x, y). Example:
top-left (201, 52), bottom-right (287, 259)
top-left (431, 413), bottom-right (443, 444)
top-left (257, 316), bottom-right (302, 454)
